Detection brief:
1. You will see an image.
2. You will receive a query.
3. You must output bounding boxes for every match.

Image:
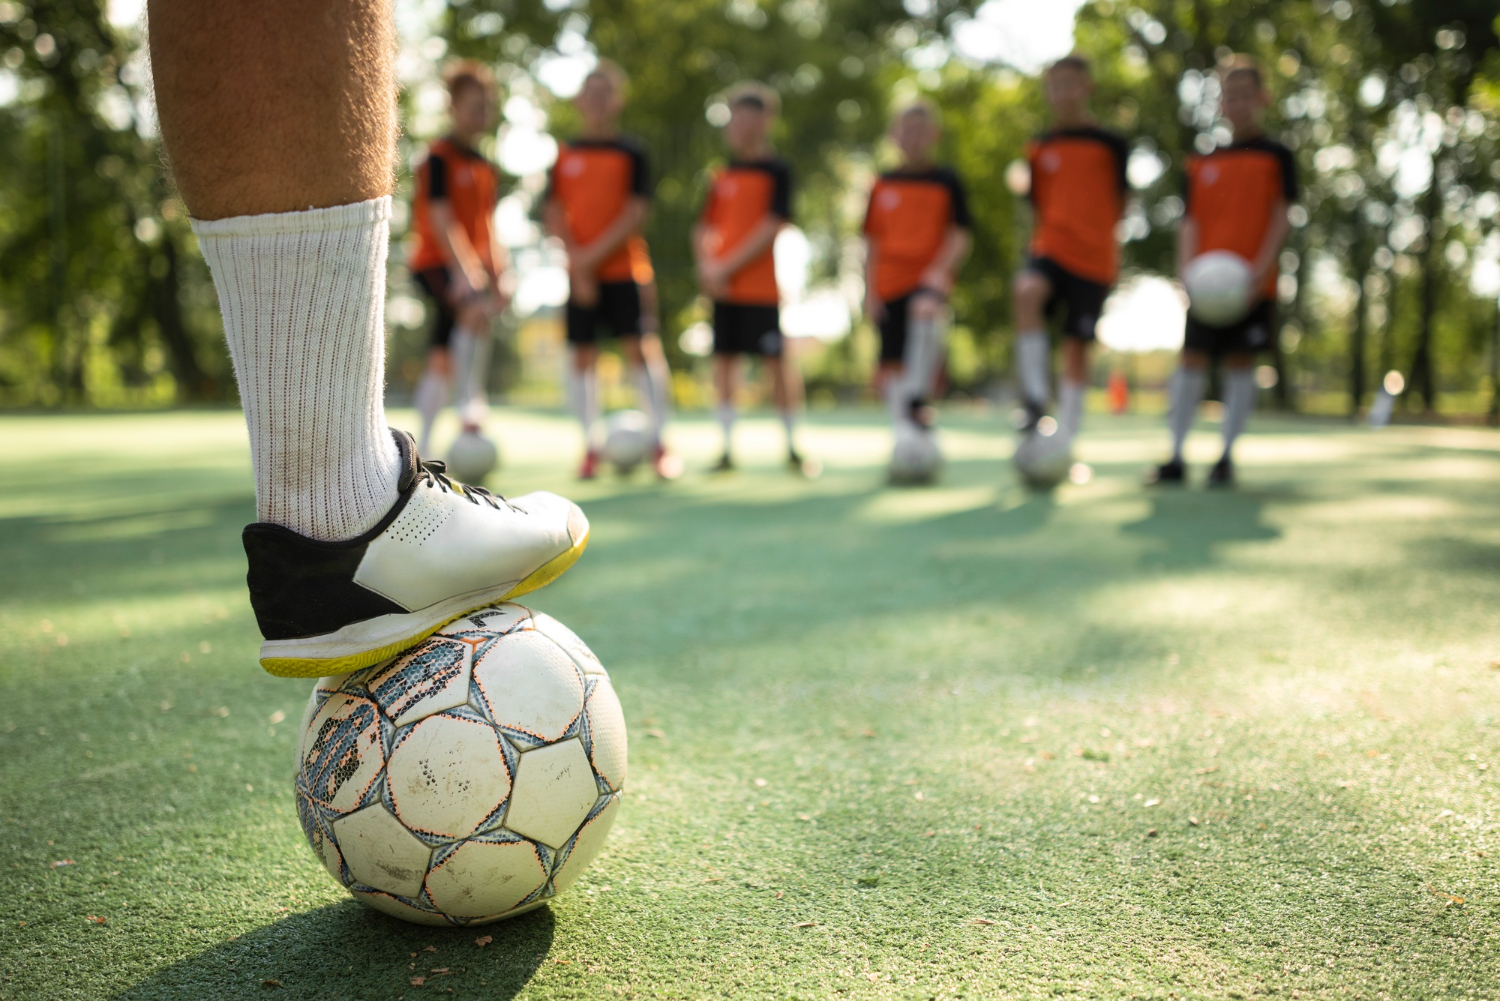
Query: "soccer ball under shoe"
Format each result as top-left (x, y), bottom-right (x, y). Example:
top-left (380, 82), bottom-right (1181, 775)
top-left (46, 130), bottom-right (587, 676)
top-left (890, 422), bottom-right (942, 484)
top-left (1014, 420), bottom-right (1073, 489)
top-left (294, 602), bottom-right (626, 926)
top-left (601, 411), bottom-right (652, 473)
top-left (446, 430), bottom-right (499, 485)
top-left (1182, 251), bottom-right (1253, 327)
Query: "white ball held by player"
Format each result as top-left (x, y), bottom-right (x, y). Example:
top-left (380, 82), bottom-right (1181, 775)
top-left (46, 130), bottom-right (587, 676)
top-left (1182, 251), bottom-right (1254, 327)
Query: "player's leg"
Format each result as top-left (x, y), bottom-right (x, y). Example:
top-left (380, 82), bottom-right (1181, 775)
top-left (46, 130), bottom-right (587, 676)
top-left (877, 295), bottom-right (910, 428)
top-left (567, 344), bottom-right (602, 480)
top-left (1149, 346), bottom-right (1210, 484)
top-left (1058, 337), bottom-right (1088, 441)
top-left (765, 326), bottom-right (809, 472)
top-left (622, 332), bottom-right (680, 479)
top-left (415, 346), bottom-right (452, 454)
top-left (1212, 350), bottom-right (1256, 486)
top-left (901, 292), bottom-right (946, 428)
top-left (712, 352), bottom-right (738, 471)
top-left (151, 0), bottom-right (587, 676)
top-left (1012, 267), bottom-right (1054, 428)
top-left (450, 298), bottom-right (492, 431)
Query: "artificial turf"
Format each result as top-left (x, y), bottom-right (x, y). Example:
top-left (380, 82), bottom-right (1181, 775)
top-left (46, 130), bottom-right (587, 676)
top-left (1, 406), bottom-right (1497, 1000)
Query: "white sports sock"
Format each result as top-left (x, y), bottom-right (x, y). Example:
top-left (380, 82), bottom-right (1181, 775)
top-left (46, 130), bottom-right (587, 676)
top-left (884, 370), bottom-right (906, 426)
top-left (1168, 366), bottom-right (1208, 462)
top-left (716, 402), bottom-right (736, 454)
top-left (631, 354), bottom-right (671, 445)
top-left (902, 314), bottom-right (944, 412)
top-left (413, 366), bottom-right (448, 455)
top-left (1058, 378), bottom-right (1085, 439)
top-left (566, 363), bottom-right (600, 449)
top-left (1015, 330), bottom-right (1051, 409)
top-left (780, 408), bottom-right (797, 453)
top-left (1221, 367), bottom-right (1256, 457)
top-left (193, 196), bottom-right (402, 542)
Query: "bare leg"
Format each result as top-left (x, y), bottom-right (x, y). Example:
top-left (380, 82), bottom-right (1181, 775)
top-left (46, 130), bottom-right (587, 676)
top-left (150, 0), bottom-right (402, 542)
top-left (149, 0), bottom-right (395, 219)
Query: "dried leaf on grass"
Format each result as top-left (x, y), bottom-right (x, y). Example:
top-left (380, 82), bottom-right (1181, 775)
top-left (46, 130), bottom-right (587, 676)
top-left (1427, 884), bottom-right (1465, 906)
top-left (49, 859), bottom-right (75, 868)
top-left (969, 918), bottom-right (997, 926)
top-left (260, 980), bottom-right (282, 989)
top-left (85, 915), bottom-right (106, 924)
top-left (793, 921), bottom-right (816, 928)
top-left (474, 935), bottom-right (493, 948)
top-left (410, 976), bottom-right (426, 986)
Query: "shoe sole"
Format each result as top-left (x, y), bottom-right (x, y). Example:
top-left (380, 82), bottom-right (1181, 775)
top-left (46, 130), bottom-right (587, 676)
top-left (257, 530), bottom-right (589, 679)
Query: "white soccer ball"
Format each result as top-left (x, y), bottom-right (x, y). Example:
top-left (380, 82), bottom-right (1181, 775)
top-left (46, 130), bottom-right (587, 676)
top-left (890, 422), bottom-right (942, 484)
top-left (601, 410), bottom-right (653, 473)
top-left (294, 603), bottom-right (626, 926)
top-left (1014, 421), bottom-right (1073, 488)
top-left (446, 430), bottom-right (499, 485)
top-left (1182, 251), bottom-right (1254, 327)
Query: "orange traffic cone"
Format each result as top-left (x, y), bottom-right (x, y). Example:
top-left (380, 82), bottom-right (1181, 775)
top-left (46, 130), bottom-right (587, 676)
top-left (1107, 370), bottom-right (1130, 414)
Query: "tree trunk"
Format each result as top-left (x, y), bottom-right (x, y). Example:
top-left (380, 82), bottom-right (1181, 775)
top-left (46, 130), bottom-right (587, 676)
top-left (1407, 175), bottom-right (1440, 413)
top-left (149, 233), bottom-right (212, 401)
top-left (1349, 238), bottom-right (1371, 419)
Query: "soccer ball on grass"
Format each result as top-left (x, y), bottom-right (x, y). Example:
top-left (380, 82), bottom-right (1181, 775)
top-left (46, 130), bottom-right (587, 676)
top-left (294, 602), bottom-right (626, 926)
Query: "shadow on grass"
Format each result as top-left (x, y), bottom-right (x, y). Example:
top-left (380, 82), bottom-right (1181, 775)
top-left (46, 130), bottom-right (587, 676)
top-left (112, 899), bottom-right (555, 1001)
top-left (1121, 487), bottom-right (1282, 568)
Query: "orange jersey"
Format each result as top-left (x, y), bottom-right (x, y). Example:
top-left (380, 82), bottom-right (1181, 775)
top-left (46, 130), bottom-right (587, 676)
top-left (1026, 127), bottom-right (1128, 285)
top-left (547, 136), bottom-right (654, 284)
top-left (408, 138), bottom-right (501, 275)
top-left (862, 167), bottom-right (972, 302)
top-left (699, 158), bottom-right (792, 305)
top-left (1185, 136), bottom-right (1298, 299)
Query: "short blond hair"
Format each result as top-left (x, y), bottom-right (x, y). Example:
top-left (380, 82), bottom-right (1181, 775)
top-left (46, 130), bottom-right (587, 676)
top-left (726, 80), bottom-right (781, 117)
top-left (585, 59), bottom-right (628, 95)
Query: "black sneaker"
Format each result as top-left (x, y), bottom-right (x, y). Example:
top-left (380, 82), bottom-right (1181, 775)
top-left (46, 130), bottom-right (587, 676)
top-left (1145, 458), bottom-right (1186, 485)
top-left (1207, 455), bottom-right (1235, 488)
top-left (1013, 400), bottom-right (1046, 434)
top-left (243, 429), bottom-right (588, 678)
top-left (788, 450), bottom-right (823, 479)
top-left (710, 452), bottom-right (736, 473)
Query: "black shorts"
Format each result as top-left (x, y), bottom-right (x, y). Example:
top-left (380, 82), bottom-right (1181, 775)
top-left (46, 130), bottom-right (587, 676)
top-left (1184, 299), bottom-right (1276, 356)
top-left (413, 268), bottom-right (457, 348)
top-left (878, 288), bottom-right (945, 364)
top-left (712, 302), bottom-right (783, 357)
top-left (1028, 257), bottom-right (1109, 341)
top-left (566, 281), bottom-right (644, 344)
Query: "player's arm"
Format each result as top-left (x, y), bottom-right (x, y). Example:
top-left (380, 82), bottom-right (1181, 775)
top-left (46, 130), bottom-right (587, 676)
top-left (713, 215), bottom-right (782, 280)
top-left (919, 225), bottom-right (971, 295)
top-left (572, 197), bottom-right (650, 274)
top-left (863, 235), bottom-right (884, 322)
top-left (1249, 199), bottom-right (1291, 295)
top-left (429, 199), bottom-right (488, 302)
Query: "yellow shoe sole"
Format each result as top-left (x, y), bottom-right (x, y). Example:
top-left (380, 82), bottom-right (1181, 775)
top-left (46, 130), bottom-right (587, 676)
top-left (258, 531), bottom-right (589, 679)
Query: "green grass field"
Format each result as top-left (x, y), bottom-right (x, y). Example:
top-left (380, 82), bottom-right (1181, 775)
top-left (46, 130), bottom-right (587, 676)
top-left (2, 407), bottom-right (1498, 1000)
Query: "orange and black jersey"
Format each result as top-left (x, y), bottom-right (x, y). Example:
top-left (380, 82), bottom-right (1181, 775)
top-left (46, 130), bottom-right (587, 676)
top-left (408, 137), bottom-right (502, 275)
top-left (1185, 135), bottom-right (1298, 299)
top-left (1027, 126), bottom-right (1129, 285)
top-left (699, 157), bottom-right (792, 306)
top-left (862, 167), bottom-right (972, 302)
top-left (547, 136), bottom-right (654, 284)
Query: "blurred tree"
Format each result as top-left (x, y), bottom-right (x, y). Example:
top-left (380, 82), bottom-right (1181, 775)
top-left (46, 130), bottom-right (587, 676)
top-left (0, 0), bottom-right (227, 406)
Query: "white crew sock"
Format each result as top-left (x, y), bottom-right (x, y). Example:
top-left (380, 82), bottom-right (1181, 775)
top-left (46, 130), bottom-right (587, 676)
top-left (193, 196), bottom-right (402, 542)
top-left (566, 362), bottom-right (600, 450)
top-left (1168, 365), bottom-right (1208, 462)
top-left (1221, 367), bottom-right (1256, 458)
top-left (780, 408), bottom-right (798, 454)
top-left (413, 366), bottom-right (448, 455)
top-left (1015, 330), bottom-right (1051, 410)
top-left (1058, 378), bottom-right (1085, 439)
top-left (631, 353), bottom-right (672, 446)
top-left (716, 402), bottom-right (736, 454)
top-left (901, 315), bottom-right (944, 414)
top-left (452, 327), bottom-right (490, 428)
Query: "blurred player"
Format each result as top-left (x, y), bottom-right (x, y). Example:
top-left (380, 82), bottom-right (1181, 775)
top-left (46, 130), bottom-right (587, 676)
top-left (152, 1), bottom-right (587, 678)
top-left (408, 62), bottom-right (509, 455)
top-left (694, 82), bottom-right (812, 475)
top-left (1012, 55), bottom-right (1128, 446)
top-left (1150, 56), bottom-right (1296, 487)
top-left (862, 101), bottom-right (972, 448)
top-left (545, 61), bottom-right (680, 480)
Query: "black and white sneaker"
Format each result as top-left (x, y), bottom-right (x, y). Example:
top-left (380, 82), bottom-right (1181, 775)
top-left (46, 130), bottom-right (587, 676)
top-left (1206, 455), bottom-right (1235, 488)
top-left (242, 430), bottom-right (588, 678)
